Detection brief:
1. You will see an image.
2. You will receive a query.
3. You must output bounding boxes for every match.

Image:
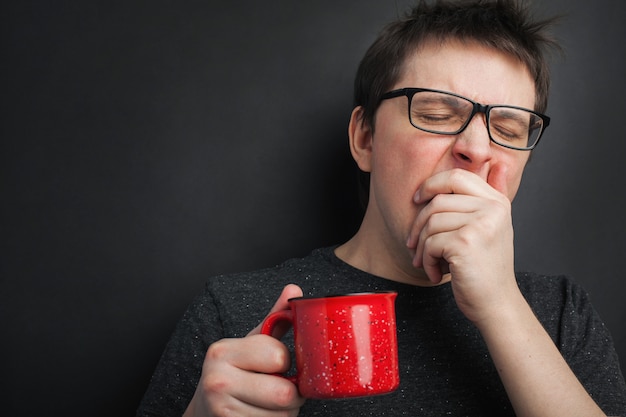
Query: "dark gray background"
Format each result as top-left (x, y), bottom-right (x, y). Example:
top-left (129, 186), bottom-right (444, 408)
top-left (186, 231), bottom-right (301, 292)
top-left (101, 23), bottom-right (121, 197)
top-left (3, 1), bottom-right (625, 415)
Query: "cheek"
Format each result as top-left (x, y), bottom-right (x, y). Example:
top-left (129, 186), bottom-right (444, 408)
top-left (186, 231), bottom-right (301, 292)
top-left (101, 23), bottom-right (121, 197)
top-left (371, 133), bottom-right (449, 182)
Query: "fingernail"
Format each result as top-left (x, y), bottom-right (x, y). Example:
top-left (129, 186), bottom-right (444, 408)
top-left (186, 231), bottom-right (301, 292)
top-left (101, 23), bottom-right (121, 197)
top-left (413, 189), bottom-right (421, 203)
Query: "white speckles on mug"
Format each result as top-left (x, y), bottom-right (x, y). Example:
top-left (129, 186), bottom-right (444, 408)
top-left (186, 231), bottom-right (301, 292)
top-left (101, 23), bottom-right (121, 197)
top-left (262, 291), bottom-right (399, 399)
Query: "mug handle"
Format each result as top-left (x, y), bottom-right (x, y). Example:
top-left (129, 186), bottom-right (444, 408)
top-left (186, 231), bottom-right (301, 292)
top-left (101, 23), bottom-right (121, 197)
top-left (260, 309), bottom-right (298, 384)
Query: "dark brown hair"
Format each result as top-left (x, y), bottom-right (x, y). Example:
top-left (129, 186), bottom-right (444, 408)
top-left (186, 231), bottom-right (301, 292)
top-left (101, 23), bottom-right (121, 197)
top-left (354, 0), bottom-right (561, 130)
top-left (352, 0), bottom-right (561, 208)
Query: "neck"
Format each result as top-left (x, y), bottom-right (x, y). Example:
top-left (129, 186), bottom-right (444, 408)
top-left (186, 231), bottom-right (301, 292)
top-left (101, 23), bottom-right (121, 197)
top-left (334, 228), bottom-right (449, 287)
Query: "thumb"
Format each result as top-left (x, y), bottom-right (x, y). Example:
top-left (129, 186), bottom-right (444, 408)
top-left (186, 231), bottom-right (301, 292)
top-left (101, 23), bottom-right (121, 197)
top-left (487, 163), bottom-right (509, 198)
top-left (247, 284), bottom-right (304, 336)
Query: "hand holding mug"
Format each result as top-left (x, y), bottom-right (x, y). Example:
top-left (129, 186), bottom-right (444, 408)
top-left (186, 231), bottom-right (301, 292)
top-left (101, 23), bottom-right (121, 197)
top-left (183, 284), bottom-right (306, 417)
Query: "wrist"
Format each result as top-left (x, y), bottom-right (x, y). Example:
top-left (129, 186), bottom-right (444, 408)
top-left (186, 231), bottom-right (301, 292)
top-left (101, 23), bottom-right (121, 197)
top-left (470, 282), bottom-right (529, 334)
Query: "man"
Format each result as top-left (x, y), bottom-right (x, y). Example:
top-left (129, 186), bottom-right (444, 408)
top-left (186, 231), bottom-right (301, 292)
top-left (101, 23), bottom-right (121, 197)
top-left (137, 1), bottom-right (626, 416)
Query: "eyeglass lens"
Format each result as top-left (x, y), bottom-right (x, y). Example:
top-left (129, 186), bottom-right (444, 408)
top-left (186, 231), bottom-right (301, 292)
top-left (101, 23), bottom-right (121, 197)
top-left (410, 91), bottom-right (543, 149)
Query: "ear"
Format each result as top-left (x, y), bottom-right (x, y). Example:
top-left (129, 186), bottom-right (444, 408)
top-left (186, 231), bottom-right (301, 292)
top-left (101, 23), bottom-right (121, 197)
top-left (348, 106), bottom-right (373, 173)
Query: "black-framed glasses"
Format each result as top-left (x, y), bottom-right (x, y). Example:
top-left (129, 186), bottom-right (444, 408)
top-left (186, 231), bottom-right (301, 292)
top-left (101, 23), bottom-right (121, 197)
top-left (380, 87), bottom-right (550, 151)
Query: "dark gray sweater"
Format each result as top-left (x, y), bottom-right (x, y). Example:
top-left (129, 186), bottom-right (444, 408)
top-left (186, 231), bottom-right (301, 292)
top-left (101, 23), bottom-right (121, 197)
top-left (137, 247), bottom-right (626, 416)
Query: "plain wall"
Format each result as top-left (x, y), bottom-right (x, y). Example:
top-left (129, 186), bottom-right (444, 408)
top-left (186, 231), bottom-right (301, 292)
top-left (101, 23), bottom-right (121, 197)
top-left (3, 1), bottom-right (625, 415)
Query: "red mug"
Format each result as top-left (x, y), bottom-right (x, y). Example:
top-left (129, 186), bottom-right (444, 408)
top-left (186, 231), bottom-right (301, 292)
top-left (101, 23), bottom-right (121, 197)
top-left (261, 291), bottom-right (399, 399)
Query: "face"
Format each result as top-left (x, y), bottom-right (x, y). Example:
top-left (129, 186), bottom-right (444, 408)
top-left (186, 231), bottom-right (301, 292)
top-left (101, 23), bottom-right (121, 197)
top-left (348, 39), bottom-right (535, 279)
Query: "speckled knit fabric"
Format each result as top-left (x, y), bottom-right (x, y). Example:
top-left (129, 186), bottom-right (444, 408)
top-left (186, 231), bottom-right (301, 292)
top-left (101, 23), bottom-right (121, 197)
top-left (137, 246), bottom-right (626, 416)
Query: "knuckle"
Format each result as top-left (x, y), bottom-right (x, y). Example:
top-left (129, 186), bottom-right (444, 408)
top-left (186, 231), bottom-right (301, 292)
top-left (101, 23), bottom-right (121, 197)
top-left (206, 339), bottom-right (230, 361)
top-left (194, 375), bottom-right (236, 417)
top-left (484, 216), bottom-right (501, 234)
top-left (201, 370), bottom-right (231, 395)
top-left (273, 382), bottom-right (297, 408)
top-left (448, 168), bottom-right (466, 188)
top-left (456, 227), bottom-right (474, 246)
top-left (491, 190), bottom-right (512, 211)
top-left (215, 403), bottom-right (237, 417)
top-left (429, 193), bottom-right (444, 206)
top-left (201, 340), bottom-right (237, 396)
top-left (266, 340), bottom-right (291, 371)
top-left (480, 207), bottom-right (507, 234)
top-left (219, 404), bottom-right (239, 417)
top-left (427, 211), bottom-right (443, 228)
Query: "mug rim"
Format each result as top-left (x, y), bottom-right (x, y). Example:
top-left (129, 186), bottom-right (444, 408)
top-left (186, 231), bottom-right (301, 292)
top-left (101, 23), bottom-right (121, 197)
top-left (287, 290), bottom-right (397, 303)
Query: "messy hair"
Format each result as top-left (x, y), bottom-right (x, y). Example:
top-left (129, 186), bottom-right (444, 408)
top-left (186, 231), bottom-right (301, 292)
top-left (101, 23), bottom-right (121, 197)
top-left (352, 0), bottom-right (561, 208)
top-left (354, 0), bottom-right (561, 130)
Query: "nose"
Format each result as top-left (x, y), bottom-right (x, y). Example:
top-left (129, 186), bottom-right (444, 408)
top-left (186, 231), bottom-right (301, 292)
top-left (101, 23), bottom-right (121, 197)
top-left (451, 112), bottom-right (493, 174)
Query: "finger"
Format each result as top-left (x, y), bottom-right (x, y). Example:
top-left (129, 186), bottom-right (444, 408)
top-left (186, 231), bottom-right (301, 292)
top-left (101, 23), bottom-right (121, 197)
top-left (200, 358), bottom-right (304, 416)
top-left (487, 162), bottom-right (509, 198)
top-left (420, 230), bottom-right (459, 284)
top-left (208, 334), bottom-right (293, 373)
top-left (412, 211), bottom-right (469, 266)
top-left (414, 169), bottom-right (494, 205)
top-left (203, 336), bottom-right (305, 413)
top-left (206, 395), bottom-right (302, 417)
top-left (407, 193), bottom-right (478, 249)
top-left (248, 284), bottom-right (303, 336)
top-left (234, 370), bottom-right (306, 412)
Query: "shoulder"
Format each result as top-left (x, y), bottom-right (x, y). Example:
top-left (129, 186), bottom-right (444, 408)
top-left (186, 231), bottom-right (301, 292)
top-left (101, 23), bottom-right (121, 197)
top-left (204, 246), bottom-right (338, 295)
top-left (192, 247), bottom-right (339, 331)
top-left (515, 271), bottom-right (600, 343)
top-left (515, 271), bottom-right (591, 309)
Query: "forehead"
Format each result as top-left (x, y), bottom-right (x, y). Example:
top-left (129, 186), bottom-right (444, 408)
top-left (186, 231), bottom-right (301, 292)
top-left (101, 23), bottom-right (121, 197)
top-left (397, 39), bottom-right (536, 109)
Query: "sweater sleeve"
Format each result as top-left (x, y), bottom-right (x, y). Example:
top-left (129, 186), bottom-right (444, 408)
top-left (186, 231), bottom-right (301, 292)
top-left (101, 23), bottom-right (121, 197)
top-left (136, 287), bottom-right (224, 417)
top-left (558, 279), bottom-right (626, 415)
top-left (531, 275), bottom-right (626, 415)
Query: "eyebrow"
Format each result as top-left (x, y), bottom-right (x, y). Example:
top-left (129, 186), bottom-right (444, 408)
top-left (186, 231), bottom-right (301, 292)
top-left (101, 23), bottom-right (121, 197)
top-left (492, 108), bottom-right (531, 127)
top-left (415, 94), bottom-right (468, 109)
